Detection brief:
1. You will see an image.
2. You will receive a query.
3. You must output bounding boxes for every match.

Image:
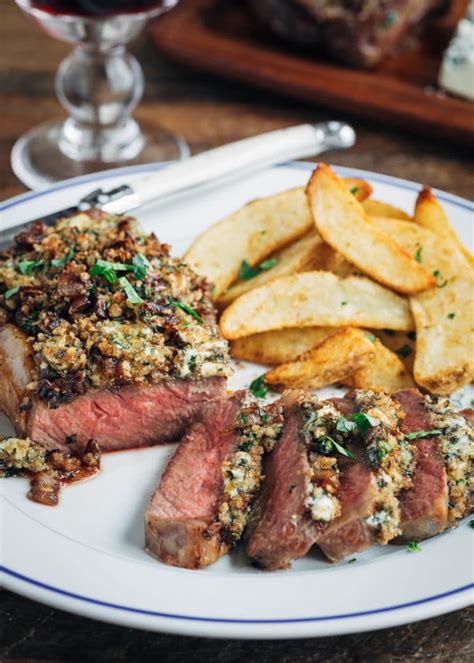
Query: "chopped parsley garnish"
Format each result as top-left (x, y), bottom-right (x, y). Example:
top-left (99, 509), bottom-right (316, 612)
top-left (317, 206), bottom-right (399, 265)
top-left (396, 345), bottom-right (412, 358)
top-left (238, 440), bottom-right (254, 452)
top-left (132, 253), bottom-right (152, 280)
top-left (239, 257), bottom-right (278, 281)
top-left (249, 374), bottom-right (268, 399)
top-left (347, 558), bottom-right (357, 564)
top-left (407, 541), bottom-right (422, 552)
top-left (316, 436), bottom-right (355, 460)
top-left (470, 399), bottom-right (474, 408)
top-left (18, 259), bottom-right (44, 275)
top-left (405, 429), bottom-right (442, 440)
top-left (341, 300), bottom-right (348, 306)
top-left (119, 276), bottom-right (143, 304)
top-left (4, 286), bottom-right (20, 299)
top-left (261, 413), bottom-right (268, 425)
top-left (350, 412), bottom-right (379, 434)
top-left (169, 299), bottom-right (204, 324)
top-left (336, 416), bottom-right (357, 434)
top-left (432, 270), bottom-right (448, 288)
top-left (364, 332), bottom-right (376, 343)
top-left (414, 247), bottom-right (423, 263)
top-left (90, 259), bottom-right (133, 284)
top-left (469, 520), bottom-right (474, 529)
top-left (447, 312), bottom-right (456, 319)
top-left (51, 246), bottom-right (75, 268)
top-left (350, 186), bottom-right (359, 195)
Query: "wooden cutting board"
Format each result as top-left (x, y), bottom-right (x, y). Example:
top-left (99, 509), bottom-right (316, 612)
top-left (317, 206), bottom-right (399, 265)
top-left (151, 0), bottom-right (473, 145)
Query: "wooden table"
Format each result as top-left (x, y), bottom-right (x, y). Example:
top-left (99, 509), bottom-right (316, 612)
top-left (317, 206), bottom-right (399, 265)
top-left (1, 4), bottom-right (473, 661)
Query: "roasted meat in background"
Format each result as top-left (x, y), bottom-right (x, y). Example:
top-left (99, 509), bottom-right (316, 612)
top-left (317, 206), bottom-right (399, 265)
top-left (0, 212), bottom-right (230, 451)
top-left (249, 0), bottom-right (450, 68)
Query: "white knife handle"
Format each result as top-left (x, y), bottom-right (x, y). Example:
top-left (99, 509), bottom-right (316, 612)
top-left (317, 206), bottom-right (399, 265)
top-left (122, 121), bottom-right (355, 209)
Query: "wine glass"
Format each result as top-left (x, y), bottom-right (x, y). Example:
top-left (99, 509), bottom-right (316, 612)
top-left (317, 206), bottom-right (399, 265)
top-left (12, 0), bottom-right (190, 190)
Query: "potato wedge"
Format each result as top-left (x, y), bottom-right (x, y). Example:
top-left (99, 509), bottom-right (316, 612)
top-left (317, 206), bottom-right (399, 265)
top-left (363, 199), bottom-right (411, 220)
top-left (315, 243), bottom-right (357, 278)
top-left (371, 216), bottom-right (474, 393)
top-left (342, 178), bottom-right (373, 202)
top-left (413, 186), bottom-right (473, 267)
top-left (220, 271), bottom-right (415, 339)
top-left (374, 329), bottom-right (416, 374)
top-left (349, 339), bottom-right (415, 391)
top-left (307, 164), bottom-right (436, 295)
top-left (185, 178), bottom-right (373, 298)
top-left (217, 231), bottom-right (324, 308)
top-left (264, 327), bottom-right (375, 390)
top-left (411, 273), bottom-right (474, 394)
top-left (230, 327), bottom-right (337, 365)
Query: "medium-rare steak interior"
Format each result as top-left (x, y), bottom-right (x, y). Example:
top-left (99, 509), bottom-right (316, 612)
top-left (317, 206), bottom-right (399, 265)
top-left (0, 211), bottom-right (230, 451)
top-left (145, 391), bottom-right (284, 569)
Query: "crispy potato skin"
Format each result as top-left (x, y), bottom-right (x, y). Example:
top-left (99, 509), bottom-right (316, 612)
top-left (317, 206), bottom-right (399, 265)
top-left (185, 178), bottom-right (372, 298)
top-left (306, 164), bottom-right (436, 295)
top-left (362, 199), bottom-right (411, 220)
top-left (220, 271), bottom-right (415, 340)
top-left (349, 339), bottom-right (416, 391)
top-left (414, 186), bottom-right (474, 268)
top-left (264, 327), bottom-right (375, 390)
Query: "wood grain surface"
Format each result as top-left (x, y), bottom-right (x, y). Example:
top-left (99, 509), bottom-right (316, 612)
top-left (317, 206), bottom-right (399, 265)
top-left (0, 3), bottom-right (473, 661)
top-left (152, 0), bottom-right (474, 145)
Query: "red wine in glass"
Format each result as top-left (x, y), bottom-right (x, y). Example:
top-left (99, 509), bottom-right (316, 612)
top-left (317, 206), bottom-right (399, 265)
top-left (30, 0), bottom-right (167, 16)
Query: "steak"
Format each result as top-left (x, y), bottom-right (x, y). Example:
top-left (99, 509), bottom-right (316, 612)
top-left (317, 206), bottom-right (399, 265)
top-left (249, 0), bottom-right (447, 68)
top-left (393, 389), bottom-right (449, 541)
top-left (245, 391), bottom-right (341, 570)
top-left (145, 392), bottom-right (283, 569)
top-left (316, 390), bottom-right (416, 561)
top-left (0, 212), bottom-right (230, 451)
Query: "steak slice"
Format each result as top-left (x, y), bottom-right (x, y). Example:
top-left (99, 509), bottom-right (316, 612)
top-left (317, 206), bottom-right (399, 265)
top-left (393, 389), bottom-right (448, 541)
top-left (145, 392), bottom-right (282, 569)
top-left (317, 390), bottom-right (416, 561)
top-left (27, 376), bottom-right (226, 452)
top-left (245, 391), bottom-right (341, 570)
top-left (0, 322), bottom-right (226, 452)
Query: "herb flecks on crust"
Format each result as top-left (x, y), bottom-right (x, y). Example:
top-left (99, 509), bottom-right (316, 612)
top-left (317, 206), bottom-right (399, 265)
top-left (0, 211), bottom-right (230, 405)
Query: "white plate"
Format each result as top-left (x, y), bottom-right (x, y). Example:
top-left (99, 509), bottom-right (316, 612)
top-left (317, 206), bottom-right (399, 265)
top-left (1, 162), bottom-right (473, 639)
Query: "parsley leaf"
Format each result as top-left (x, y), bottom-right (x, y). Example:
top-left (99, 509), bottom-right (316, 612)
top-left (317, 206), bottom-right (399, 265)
top-left (407, 541), bottom-right (422, 552)
top-left (336, 416), bottom-right (357, 434)
top-left (330, 437), bottom-right (355, 460)
top-left (350, 412), bottom-right (379, 434)
top-left (364, 332), bottom-right (376, 343)
top-left (350, 186), bottom-right (359, 195)
top-left (4, 286), bottom-right (20, 299)
top-left (249, 374), bottom-right (268, 399)
top-left (347, 558), bottom-right (357, 564)
top-left (414, 247), bottom-right (423, 262)
top-left (341, 300), bottom-right (348, 306)
top-left (132, 253), bottom-right (152, 280)
top-left (90, 259), bottom-right (133, 284)
top-left (405, 429), bottom-right (442, 440)
top-left (469, 520), bottom-right (474, 529)
top-left (239, 258), bottom-right (278, 281)
top-left (447, 312), bottom-right (456, 320)
top-left (432, 269), bottom-right (448, 288)
top-left (18, 259), bottom-right (44, 275)
top-left (169, 299), bottom-right (204, 324)
top-left (51, 246), bottom-right (75, 268)
top-left (119, 276), bottom-right (143, 304)
top-left (396, 345), bottom-right (412, 358)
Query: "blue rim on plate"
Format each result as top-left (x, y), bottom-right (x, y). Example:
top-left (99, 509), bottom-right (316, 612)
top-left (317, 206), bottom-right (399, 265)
top-left (1, 161), bottom-right (473, 633)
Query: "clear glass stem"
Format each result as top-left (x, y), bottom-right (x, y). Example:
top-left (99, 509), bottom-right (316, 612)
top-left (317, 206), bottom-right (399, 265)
top-left (56, 43), bottom-right (145, 162)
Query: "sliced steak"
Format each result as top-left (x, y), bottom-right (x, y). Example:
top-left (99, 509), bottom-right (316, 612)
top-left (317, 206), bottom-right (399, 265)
top-left (145, 392), bottom-right (283, 569)
top-left (0, 323), bottom-right (226, 452)
top-left (245, 391), bottom-right (341, 570)
top-left (393, 389), bottom-right (448, 541)
top-left (316, 390), bottom-right (415, 561)
top-left (27, 376), bottom-right (226, 452)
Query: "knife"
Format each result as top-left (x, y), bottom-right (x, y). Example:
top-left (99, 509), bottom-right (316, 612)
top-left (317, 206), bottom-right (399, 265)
top-left (1, 121), bottom-right (355, 249)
